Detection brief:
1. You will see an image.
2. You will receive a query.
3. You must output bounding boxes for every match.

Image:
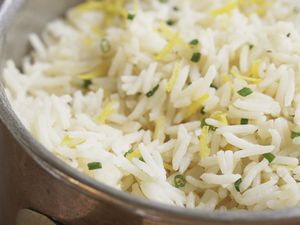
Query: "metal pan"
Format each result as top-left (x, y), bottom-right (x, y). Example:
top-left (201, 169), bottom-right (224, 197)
top-left (0, 0), bottom-right (300, 224)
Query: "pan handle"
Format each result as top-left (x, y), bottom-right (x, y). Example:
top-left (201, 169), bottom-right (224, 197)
top-left (16, 209), bottom-right (67, 225)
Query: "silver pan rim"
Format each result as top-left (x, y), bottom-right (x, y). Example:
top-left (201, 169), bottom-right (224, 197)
top-left (0, 0), bottom-right (299, 223)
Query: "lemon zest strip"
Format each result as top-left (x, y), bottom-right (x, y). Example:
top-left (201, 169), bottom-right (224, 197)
top-left (96, 101), bottom-right (116, 124)
top-left (61, 135), bottom-right (85, 149)
top-left (125, 150), bottom-right (142, 161)
top-left (155, 32), bottom-right (180, 60)
top-left (210, 111), bottom-right (228, 125)
top-left (163, 162), bottom-right (173, 171)
top-left (211, 1), bottom-right (238, 16)
top-left (184, 94), bottom-right (209, 119)
top-left (200, 126), bottom-right (210, 158)
top-left (231, 70), bottom-right (261, 83)
top-left (165, 62), bottom-right (181, 93)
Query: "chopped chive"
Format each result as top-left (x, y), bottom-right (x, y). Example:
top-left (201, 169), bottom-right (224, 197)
top-left (173, 6), bottom-right (179, 11)
top-left (201, 118), bottom-right (217, 131)
top-left (210, 84), bottom-right (217, 89)
top-left (294, 7), bottom-right (300, 14)
top-left (124, 148), bottom-right (134, 157)
top-left (159, 0), bottom-right (168, 3)
top-left (234, 178), bottom-right (242, 192)
top-left (291, 131), bottom-right (300, 139)
top-left (287, 33), bottom-right (291, 38)
top-left (100, 38), bottom-right (111, 53)
top-left (240, 118), bottom-right (249, 125)
top-left (127, 13), bottom-right (135, 20)
top-left (191, 52), bottom-right (201, 63)
top-left (237, 87), bottom-right (253, 97)
top-left (174, 175), bottom-right (186, 188)
top-left (87, 162), bottom-right (102, 170)
top-left (166, 19), bottom-right (176, 26)
top-left (200, 107), bottom-right (205, 115)
top-left (189, 39), bottom-right (199, 46)
top-left (210, 126), bottom-right (217, 131)
top-left (266, 50), bottom-right (272, 53)
top-left (146, 84), bottom-right (160, 97)
top-left (82, 80), bottom-right (92, 89)
top-left (263, 153), bottom-right (275, 163)
top-left (201, 118), bottom-right (208, 128)
top-left (139, 157), bottom-right (145, 162)
top-left (249, 44), bottom-right (254, 50)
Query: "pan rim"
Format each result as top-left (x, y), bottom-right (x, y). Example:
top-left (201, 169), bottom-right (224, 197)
top-left (0, 0), bottom-right (300, 223)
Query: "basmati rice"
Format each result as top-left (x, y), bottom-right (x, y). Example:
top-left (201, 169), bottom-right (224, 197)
top-left (3, 0), bottom-right (300, 211)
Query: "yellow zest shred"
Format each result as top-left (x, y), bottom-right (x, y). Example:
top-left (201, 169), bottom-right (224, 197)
top-left (76, 0), bottom-right (128, 28)
top-left (249, 60), bottom-right (262, 78)
top-left (184, 94), bottom-right (209, 119)
top-left (231, 69), bottom-right (261, 83)
top-left (79, 72), bottom-right (100, 80)
top-left (105, 0), bottom-right (128, 19)
top-left (154, 115), bottom-right (166, 142)
top-left (75, 1), bottom-right (104, 12)
top-left (79, 69), bottom-right (103, 80)
top-left (163, 162), bottom-right (173, 171)
top-left (83, 37), bottom-right (93, 47)
top-left (224, 144), bottom-right (235, 151)
top-left (200, 126), bottom-right (210, 158)
top-left (155, 32), bottom-right (180, 60)
top-left (222, 73), bottom-right (231, 83)
top-left (211, 1), bottom-right (239, 16)
top-left (91, 26), bottom-right (105, 37)
top-left (96, 101), bottom-right (116, 124)
top-left (61, 135), bottom-right (85, 149)
top-left (210, 111), bottom-right (228, 125)
top-left (165, 62), bottom-right (181, 93)
top-left (125, 150), bottom-right (142, 161)
top-left (79, 63), bottom-right (109, 80)
top-left (159, 22), bottom-right (186, 48)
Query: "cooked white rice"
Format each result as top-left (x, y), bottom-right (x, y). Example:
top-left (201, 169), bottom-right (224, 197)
top-left (3, 0), bottom-right (300, 210)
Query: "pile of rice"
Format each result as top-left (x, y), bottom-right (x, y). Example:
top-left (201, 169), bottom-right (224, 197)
top-left (4, 0), bottom-right (300, 211)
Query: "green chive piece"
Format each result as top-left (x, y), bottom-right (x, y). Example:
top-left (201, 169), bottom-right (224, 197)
top-left (87, 162), bottom-right (102, 170)
top-left (100, 38), bottom-right (111, 53)
top-left (291, 131), bottom-right (300, 139)
top-left (201, 118), bottom-right (217, 131)
top-left (249, 44), bottom-right (254, 50)
top-left (237, 87), bottom-right (253, 97)
top-left (200, 108), bottom-right (205, 115)
top-left (146, 84), bottom-right (160, 97)
top-left (159, 0), bottom-right (168, 3)
top-left (234, 178), bottom-right (242, 192)
top-left (240, 118), bottom-right (249, 125)
top-left (139, 157), bottom-right (145, 162)
top-left (82, 80), bottom-right (92, 89)
top-left (294, 7), bottom-right (300, 14)
top-left (201, 118), bottom-right (208, 128)
top-left (124, 149), bottom-right (134, 157)
top-left (189, 39), bottom-right (199, 46)
top-left (263, 153), bottom-right (276, 163)
top-left (173, 6), bottom-right (179, 11)
top-left (174, 175), bottom-right (186, 188)
top-left (191, 52), bottom-right (201, 63)
top-left (127, 13), bottom-right (135, 20)
top-left (210, 126), bottom-right (217, 131)
top-left (287, 33), bottom-right (291, 38)
top-left (166, 19), bottom-right (176, 26)
top-left (210, 84), bottom-right (217, 89)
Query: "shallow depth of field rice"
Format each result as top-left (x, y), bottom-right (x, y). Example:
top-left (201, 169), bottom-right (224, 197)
top-left (4, 0), bottom-right (300, 211)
